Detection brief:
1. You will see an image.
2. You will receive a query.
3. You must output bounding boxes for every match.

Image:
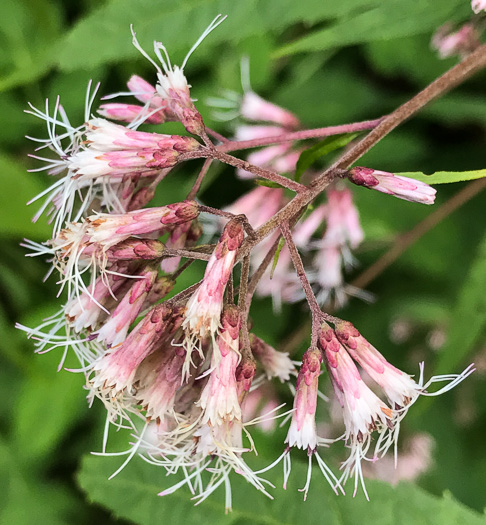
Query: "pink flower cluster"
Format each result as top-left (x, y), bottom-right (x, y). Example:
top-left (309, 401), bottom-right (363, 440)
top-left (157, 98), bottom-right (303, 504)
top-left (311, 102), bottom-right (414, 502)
top-left (18, 16), bottom-right (468, 512)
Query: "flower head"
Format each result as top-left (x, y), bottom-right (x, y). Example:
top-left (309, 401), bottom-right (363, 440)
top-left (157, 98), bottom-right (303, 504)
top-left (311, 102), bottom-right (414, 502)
top-left (90, 303), bottom-right (178, 398)
top-left (348, 167), bottom-right (436, 205)
top-left (249, 334), bottom-right (296, 382)
top-left (182, 219), bottom-right (244, 378)
top-left (198, 306), bottom-right (242, 425)
top-left (131, 15), bottom-right (226, 135)
top-left (99, 75), bottom-right (170, 125)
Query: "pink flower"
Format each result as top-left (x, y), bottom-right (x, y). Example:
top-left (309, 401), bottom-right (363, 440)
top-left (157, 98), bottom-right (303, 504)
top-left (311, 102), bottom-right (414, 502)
top-left (325, 188), bottom-right (364, 250)
top-left (263, 347), bottom-right (341, 499)
top-left (314, 245), bottom-right (345, 304)
top-left (319, 324), bottom-right (393, 445)
top-left (334, 320), bottom-right (475, 429)
top-left (224, 186), bottom-right (284, 230)
top-left (319, 321), bottom-right (474, 497)
top-left (241, 91), bottom-right (300, 130)
top-left (182, 220), bottom-right (244, 377)
top-left (102, 238), bottom-right (166, 261)
top-left (431, 23), bottom-right (480, 59)
top-left (90, 303), bottom-right (182, 397)
top-left (99, 76), bottom-right (170, 125)
top-left (161, 220), bottom-right (202, 273)
top-left (250, 334), bottom-right (295, 382)
top-left (310, 188), bottom-right (364, 305)
top-left (98, 103), bottom-right (165, 125)
top-left (348, 167), bottom-right (436, 205)
top-left (237, 144), bottom-right (298, 179)
top-left (64, 262), bottom-right (133, 331)
top-left (291, 205), bottom-right (327, 248)
top-left (70, 119), bottom-right (200, 179)
top-left (285, 348), bottom-right (322, 451)
top-left (198, 306), bottom-right (242, 425)
top-left (235, 125), bottom-right (285, 141)
top-left (96, 266), bottom-right (158, 346)
top-left (85, 200), bottom-right (199, 248)
top-left (472, 0), bottom-right (486, 13)
top-left (127, 75), bottom-right (166, 106)
top-left (134, 343), bottom-right (186, 424)
top-left (131, 16), bottom-right (226, 135)
top-left (335, 321), bottom-right (420, 409)
top-left (319, 323), bottom-right (393, 497)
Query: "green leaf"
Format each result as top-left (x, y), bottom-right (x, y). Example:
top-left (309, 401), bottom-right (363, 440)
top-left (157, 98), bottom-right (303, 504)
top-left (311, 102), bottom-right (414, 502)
top-left (275, 0), bottom-right (469, 57)
top-left (0, 152), bottom-right (51, 239)
top-left (396, 170), bottom-right (486, 185)
top-left (13, 305), bottom-right (88, 466)
top-left (433, 232), bottom-right (486, 376)
top-left (295, 133), bottom-right (358, 182)
top-left (0, 436), bottom-right (80, 525)
top-left (13, 356), bottom-right (87, 466)
top-left (78, 454), bottom-right (486, 525)
top-left (270, 237), bottom-right (286, 278)
top-left (0, 0), bottom-right (62, 91)
top-left (57, 0), bottom-right (383, 72)
top-left (254, 179), bottom-right (284, 188)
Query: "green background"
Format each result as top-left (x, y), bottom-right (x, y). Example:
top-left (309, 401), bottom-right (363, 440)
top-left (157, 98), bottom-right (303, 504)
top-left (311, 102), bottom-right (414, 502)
top-left (1, 0), bottom-right (486, 523)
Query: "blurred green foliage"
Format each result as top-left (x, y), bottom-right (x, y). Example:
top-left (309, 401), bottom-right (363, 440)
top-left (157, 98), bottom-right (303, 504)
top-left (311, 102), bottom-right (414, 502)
top-left (1, 0), bottom-right (486, 523)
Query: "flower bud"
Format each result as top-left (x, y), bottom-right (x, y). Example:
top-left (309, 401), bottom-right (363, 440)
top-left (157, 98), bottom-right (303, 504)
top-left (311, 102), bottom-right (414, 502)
top-left (348, 167), bottom-right (436, 205)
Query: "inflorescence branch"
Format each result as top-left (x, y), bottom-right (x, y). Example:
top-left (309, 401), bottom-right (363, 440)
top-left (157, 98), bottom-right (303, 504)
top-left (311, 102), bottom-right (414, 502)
top-left (19, 19), bottom-right (485, 511)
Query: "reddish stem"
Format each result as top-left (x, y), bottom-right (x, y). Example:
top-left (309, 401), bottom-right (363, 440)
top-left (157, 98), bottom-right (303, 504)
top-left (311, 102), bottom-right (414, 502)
top-left (187, 158), bottom-right (213, 200)
top-left (210, 149), bottom-right (305, 193)
top-left (216, 118), bottom-right (384, 152)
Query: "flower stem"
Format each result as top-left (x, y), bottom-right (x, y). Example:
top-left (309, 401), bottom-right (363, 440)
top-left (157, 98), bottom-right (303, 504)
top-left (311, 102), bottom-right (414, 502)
top-left (210, 149), bottom-right (305, 193)
top-left (216, 118), bottom-right (384, 152)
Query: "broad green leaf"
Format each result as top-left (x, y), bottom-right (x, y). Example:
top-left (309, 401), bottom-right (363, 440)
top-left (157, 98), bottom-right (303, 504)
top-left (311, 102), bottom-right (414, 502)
top-left (0, 436), bottom-right (80, 525)
top-left (57, 0), bottom-right (383, 72)
top-left (78, 454), bottom-right (486, 525)
top-left (13, 358), bottom-right (87, 466)
top-left (13, 305), bottom-right (87, 465)
top-left (276, 0), bottom-right (469, 57)
top-left (295, 133), bottom-right (358, 181)
top-left (396, 170), bottom-right (486, 185)
top-left (0, 153), bottom-right (51, 239)
top-left (0, 0), bottom-right (62, 91)
top-left (365, 35), bottom-right (455, 86)
top-left (275, 62), bottom-right (385, 127)
top-left (433, 232), bottom-right (486, 376)
top-left (0, 93), bottom-right (33, 147)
